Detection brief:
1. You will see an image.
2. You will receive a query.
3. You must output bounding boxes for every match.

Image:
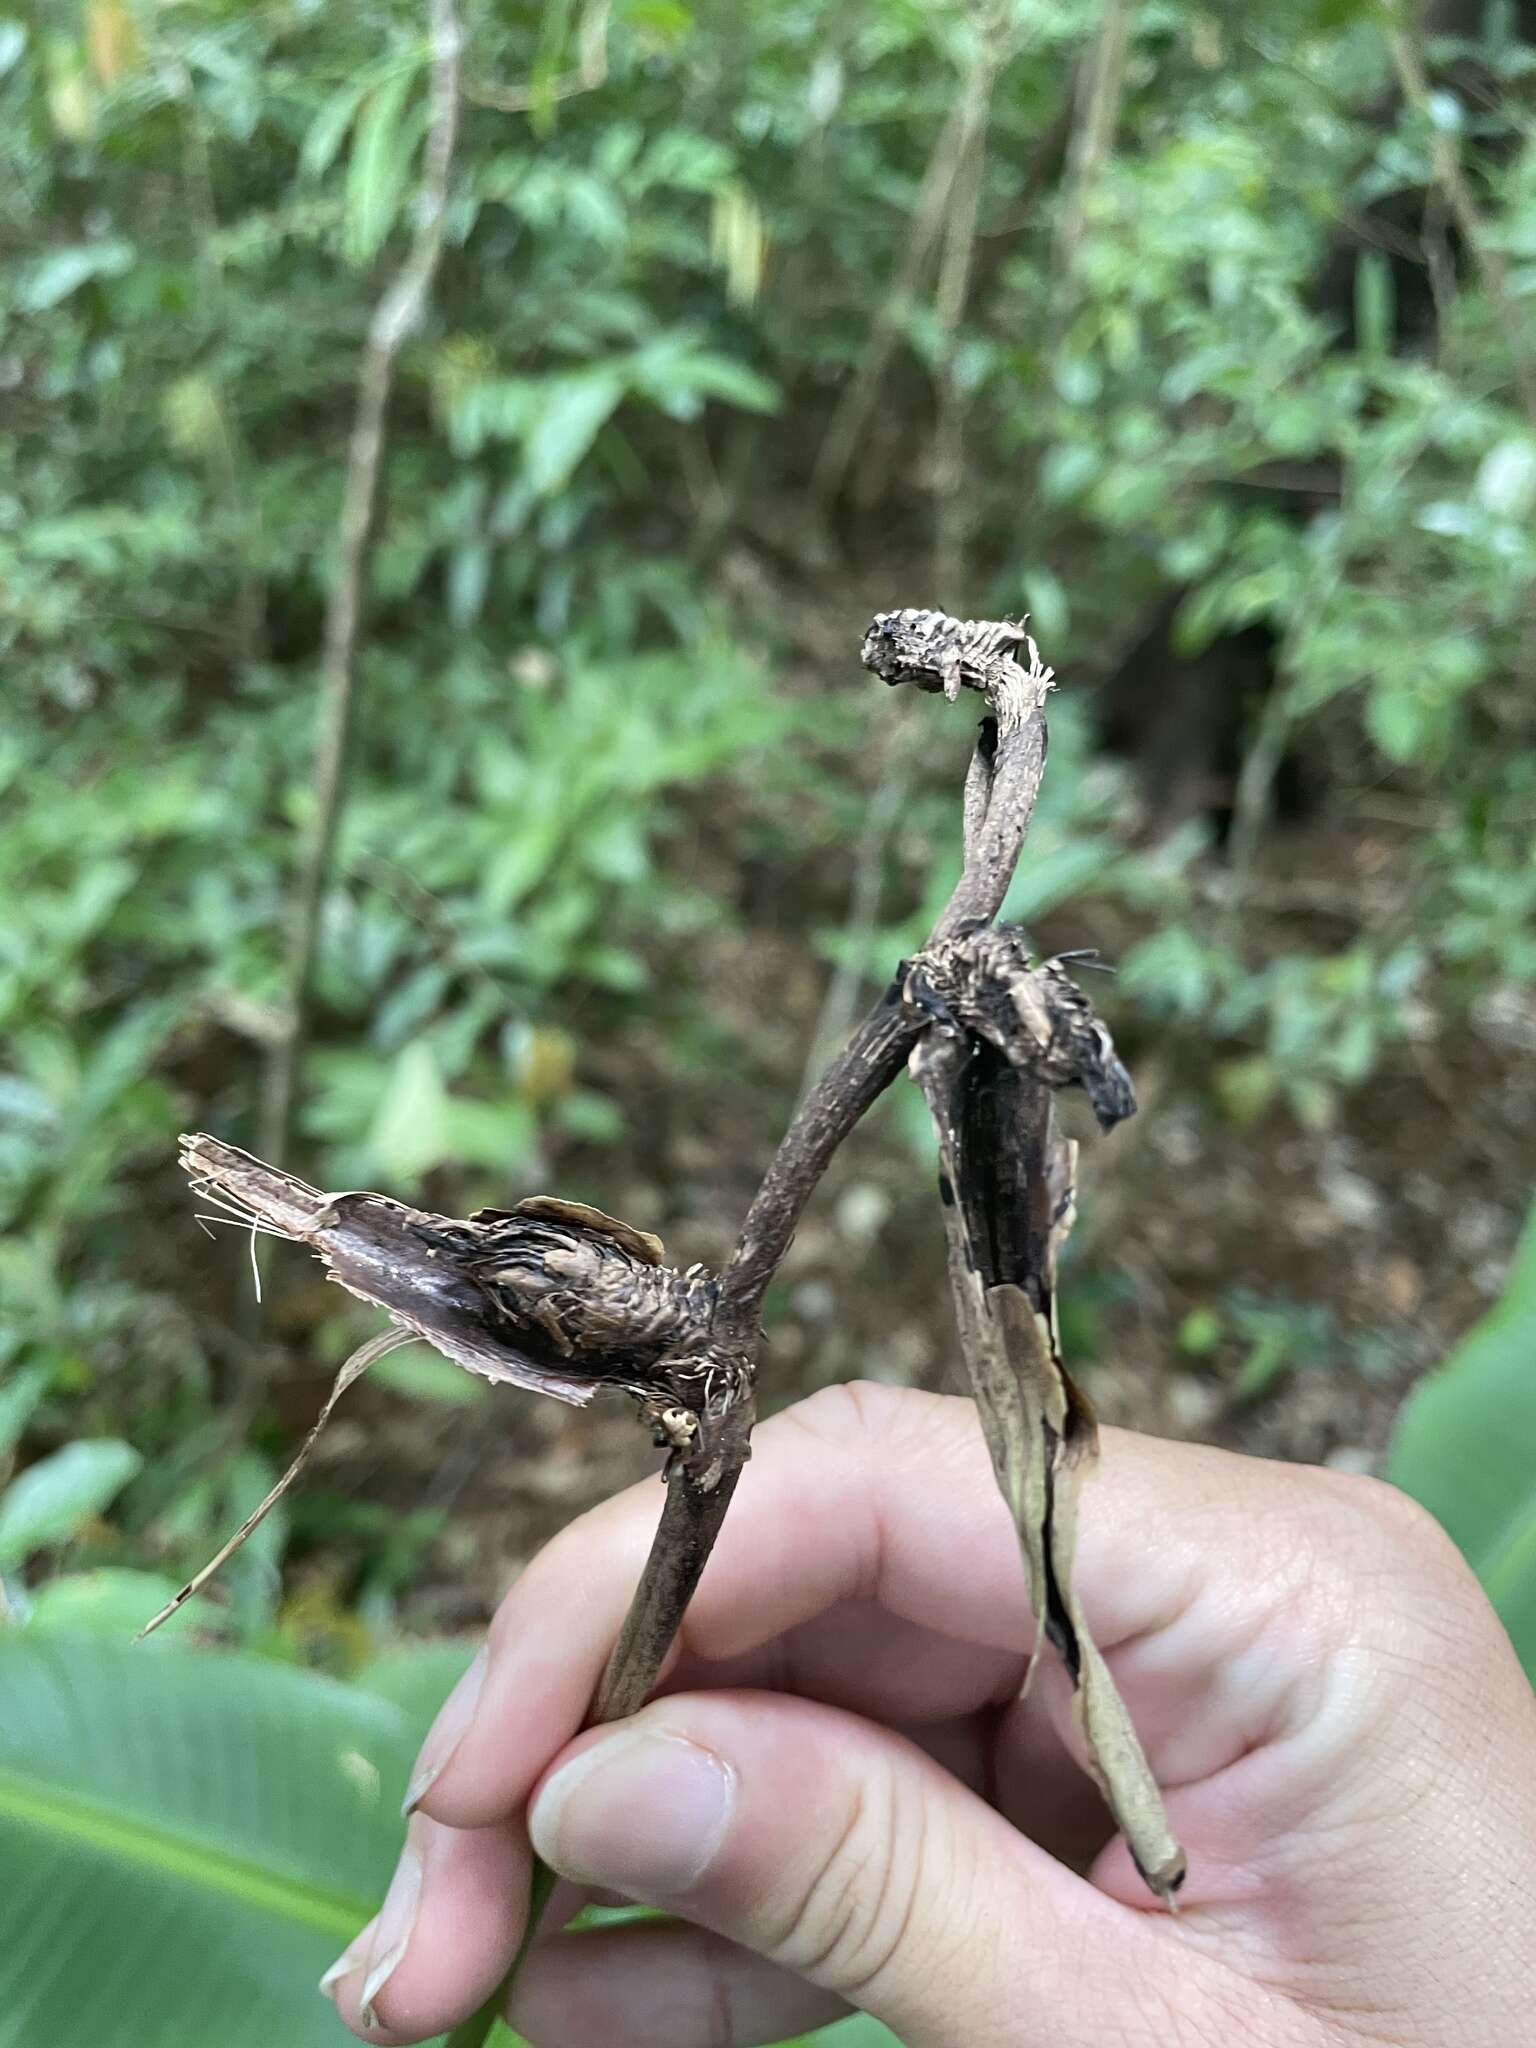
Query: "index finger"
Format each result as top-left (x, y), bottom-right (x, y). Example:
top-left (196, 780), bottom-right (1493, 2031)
top-left (408, 1380), bottom-right (1329, 1831)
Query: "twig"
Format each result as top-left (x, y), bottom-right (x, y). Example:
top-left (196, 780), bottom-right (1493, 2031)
top-left (1385, 8), bottom-right (1536, 424)
top-left (261, 0), bottom-right (463, 1167)
top-left (810, 99), bottom-right (972, 506)
top-left (932, 11), bottom-right (1002, 597)
top-left (1054, 0), bottom-right (1133, 287)
top-left (463, 0), bottom-right (608, 114)
top-left (714, 613), bottom-right (1055, 1353)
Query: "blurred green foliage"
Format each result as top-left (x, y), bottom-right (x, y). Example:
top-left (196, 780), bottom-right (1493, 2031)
top-left (1390, 1195), bottom-right (1536, 1676)
top-left (2, 0), bottom-right (1534, 1700)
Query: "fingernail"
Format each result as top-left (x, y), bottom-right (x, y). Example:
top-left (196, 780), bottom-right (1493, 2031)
top-left (318, 1922), bottom-right (373, 2001)
top-left (528, 1724), bottom-right (735, 1899)
top-left (403, 1644), bottom-right (487, 1815)
top-left (358, 1824), bottom-right (425, 2028)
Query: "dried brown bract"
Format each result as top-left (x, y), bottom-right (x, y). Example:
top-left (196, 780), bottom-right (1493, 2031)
top-left (902, 928), bottom-right (1137, 1132)
top-left (860, 606), bottom-right (1052, 711)
top-left (180, 1134), bottom-right (717, 1408)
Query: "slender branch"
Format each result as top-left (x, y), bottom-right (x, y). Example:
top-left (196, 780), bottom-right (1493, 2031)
top-left (1053, 0), bottom-right (1132, 287)
top-left (261, 0), bottom-right (463, 1166)
top-left (463, 0), bottom-right (609, 114)
top-left (932, 18), bottom-right (999, 597)
top-left (717, 614), bottom-right (1054, 1346)
top-left (594, 1408), bottom-right (753, 1720)
top-left (810, 99), bottom-right (970, 506)
top-left (1385, 9), bottom-right (1536, 424)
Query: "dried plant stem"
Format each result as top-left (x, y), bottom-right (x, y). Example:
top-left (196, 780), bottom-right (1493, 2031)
top-left (261, 0), bottom-right (463, 1167)
top-left (594, 1412), bottom-right (753, 1720)
top-left (480, 627), bottom-right (1059, 2035)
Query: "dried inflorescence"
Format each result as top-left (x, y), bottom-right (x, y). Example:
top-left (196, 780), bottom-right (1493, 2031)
top-left (181, 1134), bottom-right (718, 1408)
top-left (902, 926), bottom-right (1137, 1132)
top-left (860, 606), bottom-right (1053, 709)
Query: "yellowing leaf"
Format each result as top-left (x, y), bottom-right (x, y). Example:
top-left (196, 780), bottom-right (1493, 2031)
top-left (86, 0), bottom-right (142, 85)
top-left (46, 68), bottom-right (97, 142)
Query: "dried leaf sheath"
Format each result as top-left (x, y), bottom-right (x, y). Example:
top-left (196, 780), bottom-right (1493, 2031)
top-left (909, 1007), bottom-right (1186, 1903)
top-left (178, 1134), bottom-right (718, 1407)
top-left (141, 1136), bottom-right (728, 1638)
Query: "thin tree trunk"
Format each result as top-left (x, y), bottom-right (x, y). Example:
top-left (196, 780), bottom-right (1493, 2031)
top-left (261, 0), bottom-right (464, 1166)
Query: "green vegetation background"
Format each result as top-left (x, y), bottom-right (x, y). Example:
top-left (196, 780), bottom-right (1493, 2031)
top-left (3, 1), bottom-right (1536, 2043)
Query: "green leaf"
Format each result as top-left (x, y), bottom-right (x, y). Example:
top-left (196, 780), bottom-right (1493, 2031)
top-left (299, 77), bottom-right (371, 182)
top-left (0, 1637), bottom-right (444, 2047)
top-left (17, 241), bottom-right (133, 312)
top-left (344, 61), bottom-right (422, 269)
top-left (368, 1040), bottom-right (451, 1182)
top-left (1353, 250), bottom-right (1394, 360)
top-left (1365, 685), bottom-right (1426, 764)
top-left (1388, 1199), bottom-right (1536, 1673)
top-left (0, 1366), bottom-right (50, 1458)
top-left (1476, 438), bottom-right (1536, 520)
top-left (0, 1441), bottom-right (143, 1571)
top-left (1020, 566), bottom-right (1068, 648)
top-left (523, 373), bottom-right (624, 495)
top-left (370, 1343), bottom-right (489, 1407)
top-left (354, 1638), bottom-right (478, 1728)
top-left (22, 1568), bottom-right (206, 1642)
top-left (789, 2018), bottom-right (903, 2045)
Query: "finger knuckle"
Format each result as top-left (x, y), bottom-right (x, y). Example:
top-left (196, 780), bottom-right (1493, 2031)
top-left (765, 1761), bottom-right (926, 2000)
top-left (784, 1378), bottom-right (908, 1448)
top-left (1331, 1472), bottom-right (1465, 1573)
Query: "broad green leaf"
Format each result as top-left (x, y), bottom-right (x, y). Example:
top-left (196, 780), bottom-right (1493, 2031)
top-left (1476, 437), bottom-right (1536, 520)
top-left (344, 62), bottom-right (422, 269)
top-left (1388, 1199), bottom-right (1536, 1671)
top-left (1365, 685), bottom-right (1426, 764)
top-left (300, 78), bottom-right (370, 182)
top-left (355, 1638), bottom-right (478, 1725)
top-left (793, 2022), bottom-right (902, 2046)
top-left (368, 1041), bottom-right (451, 1182)
top-left (22, 1568), bottom-right (205, 1642)
top-left (522, 373), bottom-right (624, 495)
top-left (0, 1366), bottom-right (50, 1458)
top-left (17, 241), bottom-right (133, 312)
top-left (0, 1440), bottom-right (143, 1571)
top-left (0, 1637), bottom-right (445, 2048)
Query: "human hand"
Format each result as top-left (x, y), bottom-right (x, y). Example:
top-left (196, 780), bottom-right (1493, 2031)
top-left (323, 1382), bottom-right (1536, 2047)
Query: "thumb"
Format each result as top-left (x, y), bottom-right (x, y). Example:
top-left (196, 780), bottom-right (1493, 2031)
top-left (527, 1690), bottom-right (1248, 2048)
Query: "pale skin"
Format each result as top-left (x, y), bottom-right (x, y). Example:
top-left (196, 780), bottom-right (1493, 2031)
top-left (322, 1381), bottom-right (1536, 2048)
